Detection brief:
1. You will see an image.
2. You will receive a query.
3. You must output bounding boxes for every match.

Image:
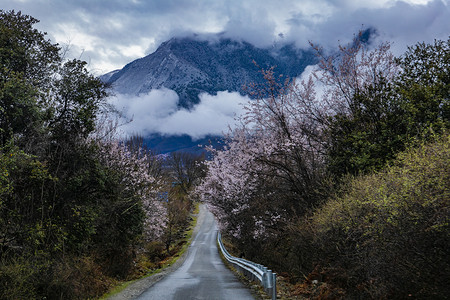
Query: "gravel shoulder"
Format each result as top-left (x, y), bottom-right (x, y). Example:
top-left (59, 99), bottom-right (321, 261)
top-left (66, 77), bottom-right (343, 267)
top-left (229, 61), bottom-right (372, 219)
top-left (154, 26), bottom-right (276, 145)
top-left (106, 203), bottom-right (207, 300)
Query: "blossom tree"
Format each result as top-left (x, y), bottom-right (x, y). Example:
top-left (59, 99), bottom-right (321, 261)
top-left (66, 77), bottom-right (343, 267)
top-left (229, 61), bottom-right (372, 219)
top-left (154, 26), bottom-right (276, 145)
top-left (94, 138), bottom-right (167, 242)
top-left (197, 67), bottom-right (328, 249)
top-left (197, 32), bottom-right (404, 260)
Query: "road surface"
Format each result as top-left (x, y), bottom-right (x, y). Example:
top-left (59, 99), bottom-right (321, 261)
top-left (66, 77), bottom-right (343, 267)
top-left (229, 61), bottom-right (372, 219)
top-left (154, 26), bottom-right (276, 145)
top-left (135, 205), bottom-right (255, 300)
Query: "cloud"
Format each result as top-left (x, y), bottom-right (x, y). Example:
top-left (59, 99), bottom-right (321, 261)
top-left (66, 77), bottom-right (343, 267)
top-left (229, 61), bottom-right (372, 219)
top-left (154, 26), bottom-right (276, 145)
top-left (3, 0), bottom-right (448, 74)
top-left (290, 0), bottom-right (450, 55)
top-left (109, 89), bottom-right (250, 139)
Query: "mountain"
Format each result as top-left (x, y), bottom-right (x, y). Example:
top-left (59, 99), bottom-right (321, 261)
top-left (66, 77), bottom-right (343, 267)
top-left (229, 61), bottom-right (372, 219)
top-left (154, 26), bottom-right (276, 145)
top-left (102, 36), bottom-right (318, 153)
top-left (103, 36), bottom-right (316, 108)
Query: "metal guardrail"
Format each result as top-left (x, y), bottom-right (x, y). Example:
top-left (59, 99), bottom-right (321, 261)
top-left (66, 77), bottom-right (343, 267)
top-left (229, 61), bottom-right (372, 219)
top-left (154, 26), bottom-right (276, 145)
top-left (217, 232), bottom-right (277, 300)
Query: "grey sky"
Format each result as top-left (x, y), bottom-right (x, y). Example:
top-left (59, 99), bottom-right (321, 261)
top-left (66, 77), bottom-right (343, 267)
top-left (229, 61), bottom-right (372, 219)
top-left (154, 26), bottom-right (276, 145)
top-left (2, 0), bottom-right (449, 75)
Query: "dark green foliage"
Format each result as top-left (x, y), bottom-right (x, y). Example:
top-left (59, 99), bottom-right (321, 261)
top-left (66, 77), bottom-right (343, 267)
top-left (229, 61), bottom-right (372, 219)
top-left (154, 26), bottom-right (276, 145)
top-left (0, 71), bottom-right (41, 147)
top-left (0, 10), bottom-right (156, 298)
top-left (325, 77), bottom-right (407, 176)
top-left (0, 256), bottom-right (42, 299)
top-left (0, 10), bottom-right (59, 85)
top-left (0, 10), bottom-right (59, 148)
top-left (396, 38), bottom-right (450, 138)
top-left (325, 37), bottom-right (449, 179)
top-left (48, 59), bottom-right (108, 140)
top-left (0, 146), bottom-right (59, 259)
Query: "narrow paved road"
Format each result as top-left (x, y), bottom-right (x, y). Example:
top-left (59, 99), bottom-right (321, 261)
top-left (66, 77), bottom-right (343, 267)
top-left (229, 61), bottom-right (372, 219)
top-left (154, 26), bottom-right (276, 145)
top-left (136, 205), bottom-right (255, 300)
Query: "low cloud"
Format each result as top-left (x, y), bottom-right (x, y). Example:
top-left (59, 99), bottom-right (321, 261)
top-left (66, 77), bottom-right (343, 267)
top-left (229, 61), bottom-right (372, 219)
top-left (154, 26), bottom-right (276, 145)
top-left (109, 89), bottom-right (250, 139)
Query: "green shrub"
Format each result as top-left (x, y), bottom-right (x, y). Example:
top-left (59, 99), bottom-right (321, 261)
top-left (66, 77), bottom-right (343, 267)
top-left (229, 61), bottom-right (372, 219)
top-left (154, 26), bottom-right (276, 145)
top-left (310, 134), bottom-right (450, 298)
top-left (47, 256), bottom-right (112, 299)
top-left (0, 257), bottom-right (40, 299)
top-left (145, 241), bottom-right (166, 262)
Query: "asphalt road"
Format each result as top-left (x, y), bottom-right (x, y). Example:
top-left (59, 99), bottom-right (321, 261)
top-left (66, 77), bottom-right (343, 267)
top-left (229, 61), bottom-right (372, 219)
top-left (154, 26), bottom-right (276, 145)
top-left (135, 205), bottom-right (255, 300)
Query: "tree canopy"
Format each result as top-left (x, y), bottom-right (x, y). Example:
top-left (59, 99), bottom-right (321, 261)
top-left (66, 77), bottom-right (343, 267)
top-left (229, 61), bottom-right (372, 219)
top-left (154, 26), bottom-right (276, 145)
top-left (0, 10), bottom-right (170, 299)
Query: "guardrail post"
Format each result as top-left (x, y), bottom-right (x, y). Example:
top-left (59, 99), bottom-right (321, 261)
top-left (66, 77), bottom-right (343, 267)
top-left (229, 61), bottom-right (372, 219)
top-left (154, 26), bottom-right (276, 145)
top-left (267, 270), bottom-right (273, 289)
top-left (262, 267), bottom-right (268, 289)
top-left (272, 272), bottom-right (277, 300)
top-left (262, 272), bottom-right (267, 290)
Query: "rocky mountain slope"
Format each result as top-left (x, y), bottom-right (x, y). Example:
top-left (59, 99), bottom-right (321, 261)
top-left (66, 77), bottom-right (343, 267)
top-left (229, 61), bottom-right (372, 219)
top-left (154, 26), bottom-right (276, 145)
top-left (103, 37), bottom-right (316, 108)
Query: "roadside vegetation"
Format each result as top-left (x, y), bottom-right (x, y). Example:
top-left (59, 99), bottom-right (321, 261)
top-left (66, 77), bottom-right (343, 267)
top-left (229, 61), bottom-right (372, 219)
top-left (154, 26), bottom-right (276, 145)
top-left (0, 10), bottom-right (205, 299)
top-left (298, 135), bottom-right (449, 298)
top-left (198, 32), bottom-right (449, 298)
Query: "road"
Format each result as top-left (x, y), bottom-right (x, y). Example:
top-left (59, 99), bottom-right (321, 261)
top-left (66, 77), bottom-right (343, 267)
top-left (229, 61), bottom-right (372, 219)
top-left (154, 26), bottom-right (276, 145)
top-left (135, 205), bottom-right (255, 300)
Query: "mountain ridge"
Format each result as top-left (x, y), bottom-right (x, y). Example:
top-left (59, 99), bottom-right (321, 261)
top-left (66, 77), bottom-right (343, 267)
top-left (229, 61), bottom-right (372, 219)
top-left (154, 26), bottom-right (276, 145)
top-left (103, 37), bottom-right (316, 108)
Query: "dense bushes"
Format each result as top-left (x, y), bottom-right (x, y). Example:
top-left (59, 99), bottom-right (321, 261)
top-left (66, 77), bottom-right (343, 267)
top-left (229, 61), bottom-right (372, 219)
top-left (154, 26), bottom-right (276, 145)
top-left (310, 134), bottom-right (449, 298)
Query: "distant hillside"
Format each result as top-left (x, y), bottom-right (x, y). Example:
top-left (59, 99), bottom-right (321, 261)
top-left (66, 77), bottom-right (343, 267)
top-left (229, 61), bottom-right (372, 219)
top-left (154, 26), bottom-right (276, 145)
top-left (144, 134), bottom-right (223, 155)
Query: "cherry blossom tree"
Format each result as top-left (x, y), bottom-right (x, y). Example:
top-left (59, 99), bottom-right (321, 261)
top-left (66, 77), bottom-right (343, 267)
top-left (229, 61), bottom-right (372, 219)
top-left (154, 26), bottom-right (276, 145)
top-left (197, 67), bottom-right (329, 247)
top-left (197, 32), bottom-right (402, 257)
top-left (311, 36), bottom-right (398, 117)
top-left (93, 137), bottom-right (167, 242)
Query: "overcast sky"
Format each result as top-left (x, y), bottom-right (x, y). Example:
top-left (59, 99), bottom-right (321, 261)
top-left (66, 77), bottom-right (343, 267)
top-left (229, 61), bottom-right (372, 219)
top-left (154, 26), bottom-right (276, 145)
top-left (2, 0), bottom-right (449, 139)
top-left (2, 0), bottom-right (449, 74)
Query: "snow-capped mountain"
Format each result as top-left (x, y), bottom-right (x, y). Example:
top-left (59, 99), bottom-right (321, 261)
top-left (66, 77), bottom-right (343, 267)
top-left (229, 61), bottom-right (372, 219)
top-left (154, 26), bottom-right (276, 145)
top-left (103, 37), bottom-right (316, 108)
